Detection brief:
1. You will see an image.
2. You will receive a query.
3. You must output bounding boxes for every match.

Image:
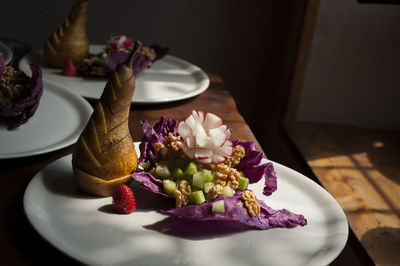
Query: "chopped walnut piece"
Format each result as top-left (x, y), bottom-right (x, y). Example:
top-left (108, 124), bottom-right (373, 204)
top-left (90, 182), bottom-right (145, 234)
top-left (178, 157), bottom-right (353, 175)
top-left (163, 133), bottom-right (181, 158)
top-left (139, 46), bottom-right (156, 61)
top-left (242, 190), bottom-right (260, 217)
top-left (207, 184), bottom-right (223, 201)
top-left (174, 180), bottom-right (191, 208)
top-left (225, 145), bottom-right (245, 167)
top-left (0, 66), bottom-right (30, 101)
top-left (154, 142), bottom-right (167, 161)
top-left (212, 163), bottom-right (240, 189)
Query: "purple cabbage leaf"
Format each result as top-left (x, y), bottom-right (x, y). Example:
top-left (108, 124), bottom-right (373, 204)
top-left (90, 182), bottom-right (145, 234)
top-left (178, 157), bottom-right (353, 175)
top-left (132, 172), bottom-right (307, 230)
top-left (138, 117), bottom-right (179, 163)
top-left (162, 192), bottom-right (307, 230)
top-left (0, 65), bottom-right (43, 129)
top-left (232, 140), bottom-right (277, 196)
top-left (79, 44), bottom-right (169, 77)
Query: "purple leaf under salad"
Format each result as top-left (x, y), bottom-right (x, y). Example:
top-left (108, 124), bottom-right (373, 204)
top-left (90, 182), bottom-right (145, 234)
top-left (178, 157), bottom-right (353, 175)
top-left (0, 61), bottom-right (43, 129)
top-left (78, 35), bottom-right (169, 77)
top-left (132, 110), bottom-right (307, 230)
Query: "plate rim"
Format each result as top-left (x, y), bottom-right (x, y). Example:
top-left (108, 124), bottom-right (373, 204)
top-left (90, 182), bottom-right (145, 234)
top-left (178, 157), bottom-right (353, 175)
top-left (18, 45), bottom-right (210, 105)
top-left (0, 41), bottom-right (13, 65)
top-left (0, 81), bottom-right (93, 159)
top-left (23, 147), bottom-right (349, 266)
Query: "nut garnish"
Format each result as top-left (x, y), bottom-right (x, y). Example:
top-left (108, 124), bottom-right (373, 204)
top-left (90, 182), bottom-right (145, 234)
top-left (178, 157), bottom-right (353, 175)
top-left (242, 190), bottom-right (260, 217)
top-left (174, 180), bottom-right (191, 208)
top-left (207, 184), bottom-right (223, 201)
top-left (163, 133), bottom-right (181, 158)
top-left (225, 145), bottom-right (245, 167)
top-left (212, 163), bottom-right (240, 189)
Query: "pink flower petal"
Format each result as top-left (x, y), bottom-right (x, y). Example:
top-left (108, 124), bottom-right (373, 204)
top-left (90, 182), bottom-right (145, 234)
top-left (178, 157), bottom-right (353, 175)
top-left (204, 112), bottom-right (222, 131)
top-left (194, 148), bottom-right (213, 159)
top-left (178, 121), bottom-right (192, 137)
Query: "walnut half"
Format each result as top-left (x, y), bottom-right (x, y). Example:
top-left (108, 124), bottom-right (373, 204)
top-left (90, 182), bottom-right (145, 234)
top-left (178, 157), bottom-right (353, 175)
top-left (242, 190), bottom-right (260, 217)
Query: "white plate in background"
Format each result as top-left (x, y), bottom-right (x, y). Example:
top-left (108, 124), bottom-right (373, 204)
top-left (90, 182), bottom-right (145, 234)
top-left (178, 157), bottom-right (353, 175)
top-left (0, 81), bottom-right (92, 159)
top-left (18, 45), bottom-right (210, 104)
top-left (0, 41), bottom-right (13, 65)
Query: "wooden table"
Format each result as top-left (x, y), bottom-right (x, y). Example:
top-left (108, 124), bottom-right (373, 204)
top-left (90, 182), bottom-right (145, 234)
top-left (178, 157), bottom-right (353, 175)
top-left (283, 121), bottom-right (400, 266)
top-left (0, 74), bottom-right (262, 265)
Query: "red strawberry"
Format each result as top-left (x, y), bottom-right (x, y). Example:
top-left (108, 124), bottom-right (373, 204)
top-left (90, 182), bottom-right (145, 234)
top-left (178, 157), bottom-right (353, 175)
top-left (112, 185), bottom-right (136, 214)
top-left (62, 57), bottom-right (77, 76)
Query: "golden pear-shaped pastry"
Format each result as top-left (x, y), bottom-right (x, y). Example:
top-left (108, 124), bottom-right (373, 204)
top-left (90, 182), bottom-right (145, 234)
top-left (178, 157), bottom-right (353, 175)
top-left (72, 42), bottom-right (141, 197)
top-left (44, 0), bottom-right (89, 68)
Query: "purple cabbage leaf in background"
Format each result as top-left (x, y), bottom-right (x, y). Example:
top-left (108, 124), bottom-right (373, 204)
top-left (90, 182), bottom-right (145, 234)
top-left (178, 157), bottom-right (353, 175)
top-left (79, 45), bottom-right (169, 77)
top-left (0, 65), bottom-right (43, 129)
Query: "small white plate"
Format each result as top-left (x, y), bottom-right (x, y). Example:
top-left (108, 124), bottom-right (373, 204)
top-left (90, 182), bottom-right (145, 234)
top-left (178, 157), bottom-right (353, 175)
top-left (24, 144), bottom-right (348, 266)
top-left (0, 41), bottom-right (13, 65)
top-left (0, 81), bottom-right (92, 159)
top-left (18, 45), bottom-right (210, 104)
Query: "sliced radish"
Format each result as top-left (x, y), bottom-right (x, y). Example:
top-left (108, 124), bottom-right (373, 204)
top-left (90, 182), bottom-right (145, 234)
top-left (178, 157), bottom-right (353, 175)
top-left (178, 122), bottom-right (192, 137)
top-left (203, 112), bottom-right (223, 131)
top-left (177, 110), bottom-right (232, 164)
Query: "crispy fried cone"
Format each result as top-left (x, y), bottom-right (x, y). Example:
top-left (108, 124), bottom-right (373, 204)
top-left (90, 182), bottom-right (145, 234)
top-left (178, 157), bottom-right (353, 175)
top-left (72, 42), bottom-right (142, 197)
top-left (44, 0), bottom-right (89, 68)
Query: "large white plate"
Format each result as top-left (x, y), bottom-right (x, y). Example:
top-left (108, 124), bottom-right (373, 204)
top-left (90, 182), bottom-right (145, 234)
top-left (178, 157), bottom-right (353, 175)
top-left (0, 81), bottom-right (92, 159)
top-left (18, 45), bottom-right (210, 104)
top-left (23, 144), bottom-right (348, 266)
top-left (0, 41), bottom-right (13, 65)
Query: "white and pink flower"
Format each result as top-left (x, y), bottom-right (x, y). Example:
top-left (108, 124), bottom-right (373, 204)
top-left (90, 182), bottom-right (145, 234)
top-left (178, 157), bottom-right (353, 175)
top-left (106, 35), bottom-right (133, 51)
top-left (177, 110), bottom-right (233, 164)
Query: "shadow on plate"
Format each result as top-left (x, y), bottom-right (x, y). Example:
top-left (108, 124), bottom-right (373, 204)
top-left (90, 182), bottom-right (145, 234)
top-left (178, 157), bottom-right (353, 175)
top-left (144, 216), bottom-right (250, 240)
top-left (42, 165), bottom-right (95, 200)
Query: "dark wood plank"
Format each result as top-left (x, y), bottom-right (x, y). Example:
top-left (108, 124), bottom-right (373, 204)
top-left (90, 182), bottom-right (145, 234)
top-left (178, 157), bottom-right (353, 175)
top-left (283, 121), bottom-right (400, 266)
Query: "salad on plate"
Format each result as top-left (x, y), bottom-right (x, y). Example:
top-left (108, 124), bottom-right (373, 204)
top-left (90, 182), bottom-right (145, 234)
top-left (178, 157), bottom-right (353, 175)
top-left (129, 110), bottom-right (307, 230)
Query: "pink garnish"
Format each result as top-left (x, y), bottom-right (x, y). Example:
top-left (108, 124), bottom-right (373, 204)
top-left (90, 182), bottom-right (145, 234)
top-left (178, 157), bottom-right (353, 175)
top-left (177, 110), bottom-right (233, 164)
top-left (106, 35), bottom-right (133, 51)
top-left (62, 57), bottom-right (77, 76)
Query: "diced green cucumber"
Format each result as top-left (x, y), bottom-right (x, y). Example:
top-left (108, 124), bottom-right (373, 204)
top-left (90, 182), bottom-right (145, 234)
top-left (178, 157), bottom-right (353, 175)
top-left (163, 180), bottom-right (176, 197)
top-left (139, 161), bottom-right (151, 170)
top-left (192, 172), bottom-right (204, 190)
top-left (212, 200), bottom-right (225, 213)
top-left (167, 157), bottom-right (187, 170)
top-left (155, 163), bottom-right (171, 179)
top-left (221, 186), bottom-right (235, 197)
top-left (149, 168), bottom-right (157, 177)
top-left (184, 162), bottom-right (197, 176)
top-left (238, 176), bottom-right (249, 190)
top-left (204, 182), bottom-right (215, 193)
top-left (189, 190), bottom-right (206, 205)
top-left (170, 168), bottom-right (184, 180)
top-left (203, 169), bottom-right (214, 183)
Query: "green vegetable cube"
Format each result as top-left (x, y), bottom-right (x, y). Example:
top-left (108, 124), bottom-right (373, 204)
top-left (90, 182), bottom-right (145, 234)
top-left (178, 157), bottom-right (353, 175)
top-left (156, 163), bottom-right (171, 179)
top-left (221, 186), bottom-right (235, 197)
top-left (184, 162), bottom-right (197, 176)
top-left (212, 200), bottom-right (225, 213)
top-left (171, 168), bottom-right (184, 180)
top-left (204, 182), bottom-right (215, 193)
top-left (192, 172), bottom-right (204, 190)
top-left (139, 161), bottom-right (151, 170)
top-left (203, 169), bottom-right (214, 183)
top-left (189, 190), bottom-right (206, 205)
top-left (163, 180), bottom-right (176, 197)
top-left (238, 176), bottom-right (249, 190)
top-left (167, 157), bottom-right (187, 170)
top-left (149, 168), bottom-right (157, 177)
